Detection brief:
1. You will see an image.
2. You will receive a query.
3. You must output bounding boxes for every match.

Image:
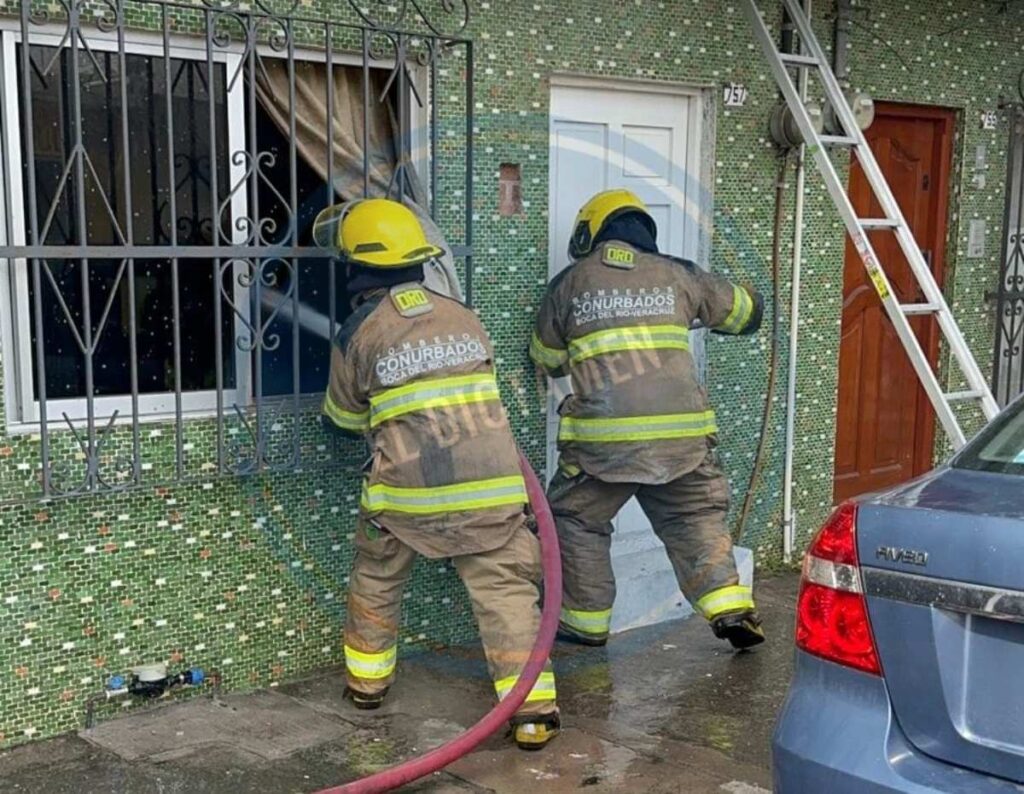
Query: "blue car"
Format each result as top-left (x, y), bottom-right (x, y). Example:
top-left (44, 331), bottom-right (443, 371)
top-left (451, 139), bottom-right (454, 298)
top-left (774, 395), bottom-right (1024, 792)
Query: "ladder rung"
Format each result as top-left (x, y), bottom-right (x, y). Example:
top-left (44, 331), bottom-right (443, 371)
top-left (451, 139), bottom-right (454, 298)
top-left (780, 52), bottom-right (819, 67)
top-left (858, 218), bottom-right (900, 229)
top-left (901, 303), bottom-right (941, 316)
top-left (944, 390), bottom-right (984, 403)
top-left (819, 135), bottom-right (859, 147)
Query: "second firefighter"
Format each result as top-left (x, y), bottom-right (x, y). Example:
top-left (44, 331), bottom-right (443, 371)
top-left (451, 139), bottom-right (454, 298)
top-left (531, 188), bottom-right (767, 651)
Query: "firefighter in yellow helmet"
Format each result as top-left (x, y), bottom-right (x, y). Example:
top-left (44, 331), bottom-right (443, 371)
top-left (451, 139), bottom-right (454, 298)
top-left (531, 188), bottom-right (766, 650)
top-left (315, 198), bottom-right (559, 750)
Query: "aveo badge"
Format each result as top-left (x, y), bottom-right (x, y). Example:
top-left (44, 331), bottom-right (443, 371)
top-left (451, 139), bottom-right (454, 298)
top-left (876, 546), bottom-right (929, 567)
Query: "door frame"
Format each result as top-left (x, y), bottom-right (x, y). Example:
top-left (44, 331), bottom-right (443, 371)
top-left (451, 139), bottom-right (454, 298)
top-left (546, 73), bottom-right (716, 278)
top-left (838, 101), bottom-right (957, 490)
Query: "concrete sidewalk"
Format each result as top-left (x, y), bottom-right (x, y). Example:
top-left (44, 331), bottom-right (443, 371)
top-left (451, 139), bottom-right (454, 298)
top-left (0, 574), bottom-right (797, 793)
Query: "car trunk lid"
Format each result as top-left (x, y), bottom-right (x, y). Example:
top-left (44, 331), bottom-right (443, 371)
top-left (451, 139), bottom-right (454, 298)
top-left (858, 468), bottom-right (1024, 783)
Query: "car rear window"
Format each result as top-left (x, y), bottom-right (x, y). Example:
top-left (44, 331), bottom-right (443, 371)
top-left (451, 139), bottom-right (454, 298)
top-left (954, 397), bottom-right (1024, 475)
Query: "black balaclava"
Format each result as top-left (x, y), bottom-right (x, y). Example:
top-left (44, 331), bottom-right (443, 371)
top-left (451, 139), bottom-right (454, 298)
top-left (592, 211), bottom-right (659, 254)
top-left (346, 262), bottom-right (425, 302)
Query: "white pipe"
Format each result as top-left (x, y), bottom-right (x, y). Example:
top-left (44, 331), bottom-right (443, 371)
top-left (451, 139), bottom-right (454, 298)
top-left (782, 0), bottom-right (811, 565)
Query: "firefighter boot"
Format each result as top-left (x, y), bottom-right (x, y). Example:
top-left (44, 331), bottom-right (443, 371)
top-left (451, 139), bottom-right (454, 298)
top-left (512, 713), bottom-right (561, 751)
top-left (345, 685), bottom-right (389, 710)
top-left (711, 610), bottom-right (766, 650)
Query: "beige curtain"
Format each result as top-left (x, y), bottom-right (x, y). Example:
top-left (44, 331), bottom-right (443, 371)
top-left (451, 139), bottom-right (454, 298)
top-left (256, 59), bottom-right (424, 203)
top-left (256, 60), bottom-right (463, 301)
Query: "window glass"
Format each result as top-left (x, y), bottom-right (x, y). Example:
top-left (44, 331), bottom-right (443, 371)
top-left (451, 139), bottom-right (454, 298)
top-left (19, 45), bottom-right (234, 399)
top-left (953, 397), bottom-right (1024, 476)
top-left (250, 103), bottom-right (343, 397)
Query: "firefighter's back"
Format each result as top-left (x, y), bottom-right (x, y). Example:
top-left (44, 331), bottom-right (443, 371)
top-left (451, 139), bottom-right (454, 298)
top-left (541, 241), bottom-right (739, 484)
top-left (344, 283), bottom-right (527, 558)
top-left (532, 187), bottom-right (766, 652)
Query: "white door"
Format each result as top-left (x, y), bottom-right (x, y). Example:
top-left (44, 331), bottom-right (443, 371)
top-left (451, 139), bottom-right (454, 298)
top-left (547, 79), bottom-right (707, 632)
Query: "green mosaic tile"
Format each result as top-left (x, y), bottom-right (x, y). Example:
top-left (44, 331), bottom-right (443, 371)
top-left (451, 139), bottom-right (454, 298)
top-left (0, 0), bottom-right (1020, 746)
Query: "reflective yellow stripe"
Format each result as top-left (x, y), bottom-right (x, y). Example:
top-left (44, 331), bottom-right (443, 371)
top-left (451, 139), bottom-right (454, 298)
top-left (568, 324), bottom-right (689, 364)
top-left (369, 373), bottom-right (500, 427)
top-left (344, 644), bottom-right (397, 680)
top-left (558, 460), bottom-right (582, 478)
top-left (323, 393), bottom-right (370, 432)
top-left (361, 475), bottom-right (528, 515)
top-left (716, 285), bottom-right (754, 334)
top-left (529, 331), bottom-right (569, 370)
top-left (558, 411), bottom-right (717, 443)
top-left (695, 585), bottom-right (755, 619)
top-left (494, 671), bottom-right (557, 703)
top-left (560, 607), bottom-right (612, 635)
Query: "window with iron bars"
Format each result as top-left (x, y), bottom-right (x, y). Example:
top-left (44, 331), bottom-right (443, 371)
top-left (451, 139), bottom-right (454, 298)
top-left (0, 1), bottom-right (473, 500)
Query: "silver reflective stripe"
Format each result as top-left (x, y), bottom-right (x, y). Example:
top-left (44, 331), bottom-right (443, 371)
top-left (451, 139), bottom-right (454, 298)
top-left (530, 332), bottom-right (569, 369)
top-left (558, 411), bottom-right (717, 442)
top-left (494, 671), bottom-right (557, 702)
top-left (564, 416), bottom-right (713, 438)
top-left (369, 375), bottom-right (499, 426)
top-left (323, 393), bottom-right (369, 432)
top-left (695, 585), bottom-right (754, 619)
top-left (361, 475), bottom-right (528, 515)
top-left (367, 483), bottom-right (525, 509)
top-left (560, 607), bottom-right (612, 634)
top-left (717, 285), bottom-right (754, 334)
top-left (568, 324), bottom-right (689, 363)
top-left (862, 568), bottom-right (1024, 624)
top-left (344, 644), bottom-right (397, 680)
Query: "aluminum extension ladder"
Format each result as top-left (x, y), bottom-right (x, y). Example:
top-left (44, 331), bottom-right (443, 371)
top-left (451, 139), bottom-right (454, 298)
top-left (743, 0), bottom-right (1000, 449)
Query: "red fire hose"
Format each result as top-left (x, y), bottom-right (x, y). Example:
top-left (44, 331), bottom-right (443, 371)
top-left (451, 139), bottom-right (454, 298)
top-left (314, 451), bottom-right (562, 794)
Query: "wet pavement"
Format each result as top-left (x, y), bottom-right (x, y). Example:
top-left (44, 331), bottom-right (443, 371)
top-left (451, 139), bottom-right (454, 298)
top-left (0, 574), bottom-right (797, 793)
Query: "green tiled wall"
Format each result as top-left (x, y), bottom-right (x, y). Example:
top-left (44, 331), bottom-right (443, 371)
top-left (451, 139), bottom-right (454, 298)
top-left (0, 0), bottom-right (1020, 745)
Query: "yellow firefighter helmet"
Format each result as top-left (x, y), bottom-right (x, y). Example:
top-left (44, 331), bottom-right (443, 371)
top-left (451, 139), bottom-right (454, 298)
top-left (568, 188), bottom-right (656, 260)
top-left (312, 198), bottom-right (444, 268)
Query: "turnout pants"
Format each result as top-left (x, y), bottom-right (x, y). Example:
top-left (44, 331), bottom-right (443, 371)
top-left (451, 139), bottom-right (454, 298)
top-left (344, 520), bottom-right (557, 719)
top-left (548, 453), bottom-right (754, 643)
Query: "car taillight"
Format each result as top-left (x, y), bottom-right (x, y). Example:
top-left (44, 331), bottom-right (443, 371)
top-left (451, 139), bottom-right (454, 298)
top-left (795, 501), bottom-right (881, 676)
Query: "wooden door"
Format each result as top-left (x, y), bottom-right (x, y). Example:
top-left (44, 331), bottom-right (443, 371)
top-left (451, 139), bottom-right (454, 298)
top-left (833, 104), bottom-right (955, 502)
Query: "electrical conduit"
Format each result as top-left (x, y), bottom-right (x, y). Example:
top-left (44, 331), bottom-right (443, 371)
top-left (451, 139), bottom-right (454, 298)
top-left (314, 450), bottom-right (562, 794)
top-left (733, 155), bottom-right (788, 543)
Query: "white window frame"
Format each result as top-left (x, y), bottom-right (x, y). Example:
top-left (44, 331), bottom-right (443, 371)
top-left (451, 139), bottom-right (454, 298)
top-left (0, 26), bottom-right (249, 432)
top-left (0, 22), bottom-right (428, 434)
